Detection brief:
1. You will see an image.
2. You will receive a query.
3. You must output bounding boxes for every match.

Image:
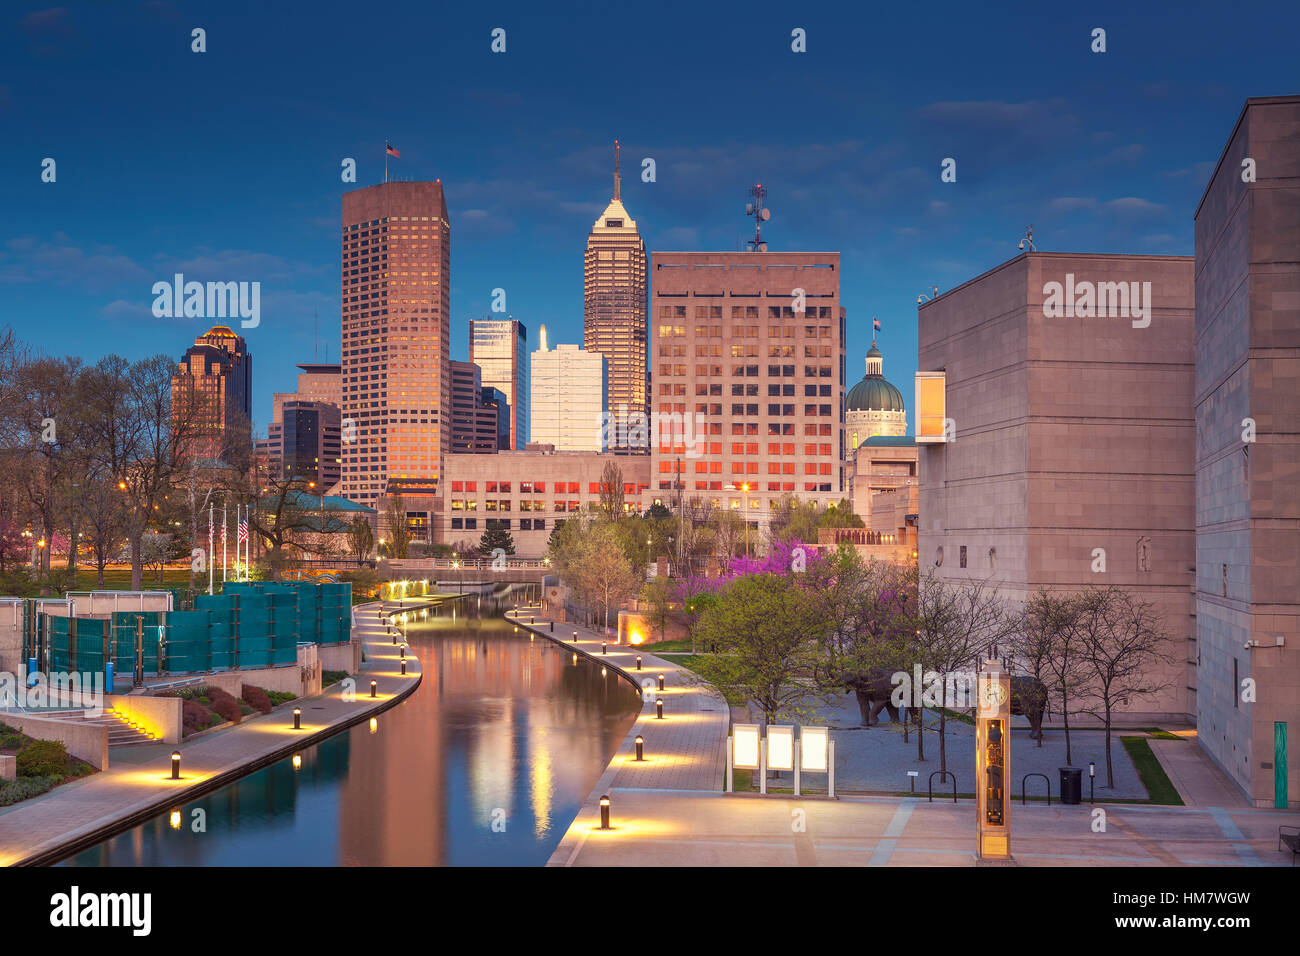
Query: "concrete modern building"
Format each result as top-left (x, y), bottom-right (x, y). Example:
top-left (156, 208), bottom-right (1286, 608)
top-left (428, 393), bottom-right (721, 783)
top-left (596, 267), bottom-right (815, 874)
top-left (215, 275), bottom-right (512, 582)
top-left (847, 435), bottom-right (918, 526)
top-left (649, 251), bottom-right (846, 528)
top-left (846, 344), bottom-right (908, 450)
top-left (449, 360), bottom-right (507, 454)
top-left (339, 181), bottom-right (451, 510)
top-left (917, 251), bottom-right (1197, 721)
top-left (1193, 95), bottom-right (1299, 808)
top-left (470, 317), bottom-right (528, 449)
top-left (257, 362), bottom-right (343, 488)
top-left (530, 343), bottom-right (607, 452)
top-left (440, 450), bottom-right (652, 556)
top-left (584, 142), bottom-right (648, 448)
top-left (274, 362), bottom-right (341, 421)
top-left (171, 324), bottom-right (253, 461)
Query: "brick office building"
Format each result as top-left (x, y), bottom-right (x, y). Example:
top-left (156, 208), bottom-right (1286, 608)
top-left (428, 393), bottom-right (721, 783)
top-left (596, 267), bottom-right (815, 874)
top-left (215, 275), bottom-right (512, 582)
top-left (649, 252), bottom-right (846, 534)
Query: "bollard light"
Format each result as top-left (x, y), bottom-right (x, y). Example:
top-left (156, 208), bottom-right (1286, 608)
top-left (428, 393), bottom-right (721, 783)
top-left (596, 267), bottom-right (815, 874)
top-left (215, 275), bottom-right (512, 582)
top-left (602, 642), bottom-right (607, 655)
top-left (636, 656), bottom-right (642, 670)
top-left (401, 659), bottom-right (407, 675)
top-left (572, 630), bottom-right (578, 641)
top-left (656, 698), bottom-right (664, 719)
top-left (635, 735), bottom-right (644, 761)
top-left (293, 707), bottom-right (301, 730)
top-left (550, 622), bottom-right (554, 633)
top-left (599, 794), bottom-right (611, 830)
top-left (400, 644), bottom-right (406, 660)
top-left (171, 750), bottom-right (181, 780)
top-left (370, 680), bottom-right (377, 698)
top-left (531, 616), bottom-right (535, 624)
top-left (391, 632), bottom-right (396, 645)
top-left (657, 674), bottom-right (665, 691)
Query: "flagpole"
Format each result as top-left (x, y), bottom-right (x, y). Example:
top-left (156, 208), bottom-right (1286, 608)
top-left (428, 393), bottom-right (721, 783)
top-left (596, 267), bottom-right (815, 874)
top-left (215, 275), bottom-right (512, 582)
top-left (384, 141), bottom-right (388, 184)
top-left (208, 501), bottom-right (214, 596)
top-left (222, 499), bottom-right (228, 585)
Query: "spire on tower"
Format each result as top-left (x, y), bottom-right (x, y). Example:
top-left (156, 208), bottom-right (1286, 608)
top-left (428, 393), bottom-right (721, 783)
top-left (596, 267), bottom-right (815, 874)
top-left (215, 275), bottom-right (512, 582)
top-left (613, 140), bottom-right (621, 201)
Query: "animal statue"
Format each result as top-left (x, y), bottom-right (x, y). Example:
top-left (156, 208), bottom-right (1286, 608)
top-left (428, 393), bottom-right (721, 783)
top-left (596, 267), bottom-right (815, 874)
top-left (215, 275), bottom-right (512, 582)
top-left (848, 668), bottom-right (1048, 741)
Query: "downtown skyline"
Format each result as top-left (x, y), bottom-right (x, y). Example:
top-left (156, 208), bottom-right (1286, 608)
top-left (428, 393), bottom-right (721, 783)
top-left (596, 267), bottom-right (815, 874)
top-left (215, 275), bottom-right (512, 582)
top-left (3, 1), bottom-right (1300, 424)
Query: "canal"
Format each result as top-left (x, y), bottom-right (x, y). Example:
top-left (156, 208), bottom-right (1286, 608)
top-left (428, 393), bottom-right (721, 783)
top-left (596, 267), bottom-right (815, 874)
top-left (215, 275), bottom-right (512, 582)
top-left (60, 592), bottom-right (642, 866)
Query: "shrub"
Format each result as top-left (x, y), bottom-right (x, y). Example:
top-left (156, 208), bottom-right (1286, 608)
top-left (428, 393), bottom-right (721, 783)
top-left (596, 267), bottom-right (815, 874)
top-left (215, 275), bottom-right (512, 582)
top-left (0, 775), bottom-right (61, 807)
top-left (181, 699), bottom-right (212, 736)
top-left (240, 684), bottom-right (273, 714)
top-left (322, 670), bottom-right (348, 687)
top-left (267, 690), bottom-right (296, 707)
top-left (207, 687), bottom-right (242, 725)
top-left (17, 739), bottom-right (69, 778)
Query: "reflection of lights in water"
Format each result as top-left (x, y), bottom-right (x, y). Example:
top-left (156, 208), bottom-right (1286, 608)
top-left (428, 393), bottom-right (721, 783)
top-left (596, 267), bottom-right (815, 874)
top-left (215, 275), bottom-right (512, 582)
top-left (469, 695), bottom-right (514, 824)
top-left (369, 717), bottom-right (378, 735)
top-left (530, 727), bottom-right (553, 840)
top-left (292, 754), bottom-right (302, 771)
top-left (169, 809), bottom-right (181, 830)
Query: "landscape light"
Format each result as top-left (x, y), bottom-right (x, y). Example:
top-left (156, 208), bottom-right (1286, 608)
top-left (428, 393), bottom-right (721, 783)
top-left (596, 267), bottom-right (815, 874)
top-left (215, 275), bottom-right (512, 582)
top-left (636, 656), bottom-right (642, 671)
top-left (635, 736), bottom-right (644, 761)
top-left (657, 674), bottom-right (665, 691)
top-left (401, 659), bottom-right (407, 675)
top-left (602, 641), bottom-right (607, 655)
top-left (370, 680), bottom-right (377, 698)
top-left (293, 707), bottom-right (301, 730)
top-left (171, 751), bottom-right (181, 780)
top-left (599, 794), bottom-right (611, 830)
top-left (655, 698), bottom-right (664, 719)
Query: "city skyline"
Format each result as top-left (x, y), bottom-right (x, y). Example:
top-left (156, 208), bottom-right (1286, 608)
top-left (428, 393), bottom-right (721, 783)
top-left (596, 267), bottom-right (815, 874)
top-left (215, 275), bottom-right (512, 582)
top-left (5, 2), bottom-right (1299, 423)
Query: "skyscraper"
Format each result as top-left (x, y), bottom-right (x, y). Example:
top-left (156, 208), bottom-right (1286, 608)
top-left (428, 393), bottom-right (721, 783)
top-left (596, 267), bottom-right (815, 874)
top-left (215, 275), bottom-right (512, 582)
top-left (649, 251), bottom-right (845, 522)
top-left (469, 318), bottom-right (528, 449)
top-left (171, 324), bottom-right (253, 462)
top-left (338, 181), bottom-right (451, 509)
top-left (449, 360), bottom-right (508, 454)
top-left (530, 342), bottom-right (607, 451)
top-left (584, 141), bottom-right (648, 447)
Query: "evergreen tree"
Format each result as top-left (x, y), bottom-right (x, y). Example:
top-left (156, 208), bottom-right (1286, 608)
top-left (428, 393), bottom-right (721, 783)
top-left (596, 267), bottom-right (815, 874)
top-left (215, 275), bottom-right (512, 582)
top-left (479, 520), bottom-right (516, 556)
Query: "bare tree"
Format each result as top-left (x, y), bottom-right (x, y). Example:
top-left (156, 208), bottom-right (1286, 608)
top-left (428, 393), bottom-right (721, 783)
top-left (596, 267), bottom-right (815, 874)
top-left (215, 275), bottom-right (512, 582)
top-left (1077, 587), bottom-right (1176, 788)
top-left (1008, 589), bottom-right (1074, 749)
top-left (598, 460), bottom-right (625, 517)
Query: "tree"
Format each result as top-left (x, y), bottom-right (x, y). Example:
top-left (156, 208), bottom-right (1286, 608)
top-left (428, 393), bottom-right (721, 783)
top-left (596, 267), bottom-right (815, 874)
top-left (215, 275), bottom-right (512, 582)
top-left (1043, 592), bottom-right (1091, 765)
top-left (479, 520), bottom-right (516, 557)
top-left (693, 573), bottom-right (829, 724)
top-left (642, 574), bottom-right (675, 643)
top-left (709, 509), bottom-right (746, 560)
top-left (1076, 587), bottom-right (1176, 788)
top-left (1009, 589), bottom-right (1072, 749)
top-left (643, 502), bottom-right (672, 521)
top-left (79, 475), bottom-right (129, 586)
top-left (907, 573), bottom-right (1013, 770)
top-left (818, 498), bottom-right (866, 529)
top-left (382, 493), bottom-right (410, 559)
top-left (598, 460), bottom-right (625, 517)
top-left (347, 516), bottom-right (374, 562)
top-left (571, 521), bottom-right (638, 634)
top-left (768, 494), bottom-right (820, 548)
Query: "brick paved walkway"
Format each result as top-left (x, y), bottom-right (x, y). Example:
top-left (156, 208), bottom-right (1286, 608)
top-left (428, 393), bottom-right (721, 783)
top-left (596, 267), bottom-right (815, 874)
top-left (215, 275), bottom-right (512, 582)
top-left (502, 604), bottom-right (730, 866)
top-left (0, 601), bottom-right (419, 867)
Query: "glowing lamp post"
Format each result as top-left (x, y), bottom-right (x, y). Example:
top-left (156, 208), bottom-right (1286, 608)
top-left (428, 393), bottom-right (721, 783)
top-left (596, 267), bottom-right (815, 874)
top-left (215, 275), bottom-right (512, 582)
top-left (370, 680), bottom-right (377, 698)
top-left (657, 674), bottom-right (665, 691)
top-left (635, 656), bottom-right (642, 671)
top-left (170, 750), bottom-right (182, 780)
top-left (401, 659), bottom-right (407, 675)
top-left (598, 794), bottom-right (611, 830)
top-left (292, 707), bottom-right (301, 730)
top-left (634, 735), bottom-right (644, 761)
top-left (655, 698), bottom-right (664, 719)
top-left (601, 641), bottom-right (607, 655)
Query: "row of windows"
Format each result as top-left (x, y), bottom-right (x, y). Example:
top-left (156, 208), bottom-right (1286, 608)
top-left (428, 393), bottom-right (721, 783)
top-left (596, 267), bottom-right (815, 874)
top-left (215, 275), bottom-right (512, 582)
top-left (448, 481), bottom-right (650, 494)
top-left (657, 306), bottom-right (837, 320)
top-left (449, 518), bottom-right (547, 531)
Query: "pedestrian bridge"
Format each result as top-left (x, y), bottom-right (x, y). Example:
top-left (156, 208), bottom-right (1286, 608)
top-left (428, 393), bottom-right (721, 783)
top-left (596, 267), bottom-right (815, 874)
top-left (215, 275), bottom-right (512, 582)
top-left (385, 558), bottom-right (552, 585)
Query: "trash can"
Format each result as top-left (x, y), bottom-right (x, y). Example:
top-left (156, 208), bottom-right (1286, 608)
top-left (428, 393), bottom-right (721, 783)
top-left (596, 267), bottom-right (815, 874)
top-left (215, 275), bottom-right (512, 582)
top-left (1059, 766), bottom-right (1083, 805)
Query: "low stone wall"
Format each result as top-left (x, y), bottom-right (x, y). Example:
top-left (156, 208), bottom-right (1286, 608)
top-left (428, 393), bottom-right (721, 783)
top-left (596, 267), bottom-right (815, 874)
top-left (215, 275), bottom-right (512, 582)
top-left (0, 714), bottom-right (108, 771)
top-left (107, 694), bottom-right (181, 744)
top-left (318, 640), bottom-right (360, 674)
top-left (201, 666), bottom-right (303, 699)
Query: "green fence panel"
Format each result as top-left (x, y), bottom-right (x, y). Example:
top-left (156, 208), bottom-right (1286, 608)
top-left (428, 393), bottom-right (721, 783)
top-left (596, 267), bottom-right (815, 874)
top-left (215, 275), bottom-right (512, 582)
top-left (164, 610), bottom-right (212, 673)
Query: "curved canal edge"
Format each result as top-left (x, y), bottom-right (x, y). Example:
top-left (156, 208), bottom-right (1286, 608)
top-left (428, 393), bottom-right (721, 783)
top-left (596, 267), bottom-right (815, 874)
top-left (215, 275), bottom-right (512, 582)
top-left (1, 600), bottom-right (421, 867)
top-left (503, 606), bottom-right (730, 865)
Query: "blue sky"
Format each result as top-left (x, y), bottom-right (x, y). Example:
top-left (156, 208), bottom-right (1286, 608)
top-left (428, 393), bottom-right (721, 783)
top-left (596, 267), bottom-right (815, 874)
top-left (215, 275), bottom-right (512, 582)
top-left (2, 0), bottom-right (1297, 431)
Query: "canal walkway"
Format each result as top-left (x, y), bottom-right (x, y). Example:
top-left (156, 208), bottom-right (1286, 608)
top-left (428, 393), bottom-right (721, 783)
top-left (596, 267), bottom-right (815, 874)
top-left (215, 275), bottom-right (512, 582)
top-left (502, 603), bottom-right (731, 866)
top-left (0, 600), bottom-right (419, 867)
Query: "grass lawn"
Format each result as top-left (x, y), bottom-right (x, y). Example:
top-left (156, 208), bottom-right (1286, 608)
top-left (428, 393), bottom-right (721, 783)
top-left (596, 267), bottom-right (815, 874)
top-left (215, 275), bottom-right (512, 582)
top-left (1121, 736), bottom-right (1184, 805)
top-left (71, 567), bottom-right (196, 590)
top-left (635, 637), bottom-right (699, 653)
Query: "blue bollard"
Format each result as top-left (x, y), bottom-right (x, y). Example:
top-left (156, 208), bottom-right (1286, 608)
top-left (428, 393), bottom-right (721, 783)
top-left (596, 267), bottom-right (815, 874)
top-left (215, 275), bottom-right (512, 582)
top-left (105, 661), bottom-right (115, 691)
top-left (27, 657), bottom-right (38, 688)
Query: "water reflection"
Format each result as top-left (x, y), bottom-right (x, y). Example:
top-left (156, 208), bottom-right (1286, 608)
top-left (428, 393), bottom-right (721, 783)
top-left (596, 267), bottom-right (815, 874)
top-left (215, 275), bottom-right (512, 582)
top-left (63, 597), bottom-right (640, 867)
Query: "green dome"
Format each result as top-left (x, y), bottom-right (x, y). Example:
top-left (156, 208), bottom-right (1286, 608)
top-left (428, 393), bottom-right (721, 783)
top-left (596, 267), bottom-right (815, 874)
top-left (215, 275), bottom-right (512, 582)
top-left (847, 372), bottom-right (905, 413)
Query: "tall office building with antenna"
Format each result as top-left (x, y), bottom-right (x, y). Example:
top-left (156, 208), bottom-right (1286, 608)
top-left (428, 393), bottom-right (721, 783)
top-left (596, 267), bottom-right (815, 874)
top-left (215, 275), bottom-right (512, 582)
top-left (584, 141), bottom-right (648, 450)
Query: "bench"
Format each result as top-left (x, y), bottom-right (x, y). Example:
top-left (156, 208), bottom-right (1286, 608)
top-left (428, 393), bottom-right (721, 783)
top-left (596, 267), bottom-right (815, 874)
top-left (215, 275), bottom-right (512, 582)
top-left (1279, 826), bottom-right (1300, 865)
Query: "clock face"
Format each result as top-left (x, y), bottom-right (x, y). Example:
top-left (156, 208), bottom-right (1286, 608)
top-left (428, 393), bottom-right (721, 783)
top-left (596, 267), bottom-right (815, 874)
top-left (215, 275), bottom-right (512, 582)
top-left (982, 680), bottom-right (1007, 710)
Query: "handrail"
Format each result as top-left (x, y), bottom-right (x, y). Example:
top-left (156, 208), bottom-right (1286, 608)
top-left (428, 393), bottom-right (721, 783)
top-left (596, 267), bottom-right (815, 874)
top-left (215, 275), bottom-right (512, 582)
top-left (1021, 772), bottom-right (1051, 806)
top-left (928, 770), bottom-right (957, 803)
